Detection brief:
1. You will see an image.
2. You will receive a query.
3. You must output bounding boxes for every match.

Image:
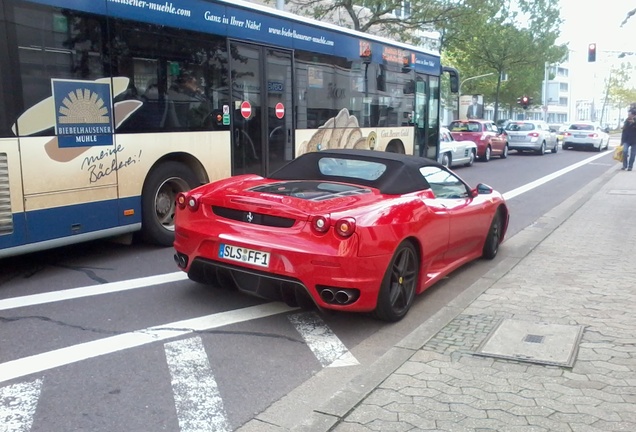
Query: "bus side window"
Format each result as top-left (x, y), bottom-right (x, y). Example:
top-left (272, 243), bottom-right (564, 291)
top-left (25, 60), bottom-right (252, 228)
top-left (109, 20), bottom-right (229, 133)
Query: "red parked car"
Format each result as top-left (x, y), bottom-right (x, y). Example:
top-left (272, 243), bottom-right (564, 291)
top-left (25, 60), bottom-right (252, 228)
top-left (173, 149), bottom-right (509, 322)
top-left (448, 119), bottom-right (509, 161)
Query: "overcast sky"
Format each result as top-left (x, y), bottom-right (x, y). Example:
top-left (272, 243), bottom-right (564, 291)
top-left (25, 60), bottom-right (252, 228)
top-left (558, 0), bottom-right (634, 55)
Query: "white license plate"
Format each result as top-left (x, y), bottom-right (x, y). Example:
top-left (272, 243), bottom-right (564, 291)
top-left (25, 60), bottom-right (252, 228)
top-left (575, 134), bottom-right (586, 138)
top-left (511, 135), bottom-right (524, 141)
top-left (218, 244), bottom-right (270, 268)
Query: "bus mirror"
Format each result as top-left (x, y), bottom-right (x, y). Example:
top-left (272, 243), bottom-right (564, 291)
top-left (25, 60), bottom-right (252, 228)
top-left (442, 66), bottom-right (460, 93)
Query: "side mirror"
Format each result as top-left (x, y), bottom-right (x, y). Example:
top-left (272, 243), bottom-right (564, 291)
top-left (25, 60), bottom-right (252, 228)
top-left (604, 127), bottom-right (610, 133)
top-left (473, 183), bottom-right (494, 195)
top-left (442, 66), bottom-right (460, 93)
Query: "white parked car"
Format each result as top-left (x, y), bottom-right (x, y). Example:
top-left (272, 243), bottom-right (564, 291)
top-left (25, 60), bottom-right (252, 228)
top-left (562, 122), bottom-right (610, 151)
top-left (438, 127), bottom-right (477, 167)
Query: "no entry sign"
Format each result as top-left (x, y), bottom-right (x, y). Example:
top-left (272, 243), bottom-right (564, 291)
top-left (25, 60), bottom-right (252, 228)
top-left (240, 101), bottom-right (252, 119)
top-left (275, 102), bottom-right (285, 119)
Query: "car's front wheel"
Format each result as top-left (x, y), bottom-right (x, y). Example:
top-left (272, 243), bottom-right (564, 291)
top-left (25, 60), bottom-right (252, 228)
top-left (500, 144), bottom-right (509, 159)
top-left (374, 241), bottom-right (419, 322)
top-left (482, 212), bottom-right (502, 260)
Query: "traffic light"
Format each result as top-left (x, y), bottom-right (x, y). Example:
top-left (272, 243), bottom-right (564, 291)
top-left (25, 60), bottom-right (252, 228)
top-left (518, 95), bottom-right (530, 109)
top-left (588, 43), bottom-right (596, 62)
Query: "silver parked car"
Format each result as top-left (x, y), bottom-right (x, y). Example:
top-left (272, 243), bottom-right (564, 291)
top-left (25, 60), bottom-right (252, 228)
top-left (505, 120), bottom-right (559, 155)
top-left (438, 127), bottom-right (477, 167)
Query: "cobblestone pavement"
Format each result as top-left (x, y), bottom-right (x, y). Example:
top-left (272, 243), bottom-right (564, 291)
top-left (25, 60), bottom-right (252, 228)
top-left (297, 166), bottom-right (636, 432)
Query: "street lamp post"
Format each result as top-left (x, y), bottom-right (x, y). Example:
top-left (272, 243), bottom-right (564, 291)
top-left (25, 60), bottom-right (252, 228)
top-left (457, 72), bottom-right (495, 119)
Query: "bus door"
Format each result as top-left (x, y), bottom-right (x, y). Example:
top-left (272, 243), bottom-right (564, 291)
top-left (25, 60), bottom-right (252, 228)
top-left (414, 74), bottom-right (429, 158)
top-left (230, 42), bottom-right (294, 176)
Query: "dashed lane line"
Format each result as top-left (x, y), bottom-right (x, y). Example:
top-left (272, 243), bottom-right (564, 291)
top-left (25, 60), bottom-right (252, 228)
top-left (0, 379), bottom-right (42, 432)
top-left (0, 302), bottom-right (296, 384)
top-left (165, 337), bottom-right (231, 432)
top-left (288, 312), bottom-right (359, 367)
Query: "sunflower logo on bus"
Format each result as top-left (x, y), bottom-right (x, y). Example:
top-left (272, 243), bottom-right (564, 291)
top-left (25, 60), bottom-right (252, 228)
top-left (52, 79), bottom-right (114, 148)
top-left (58, 89), bottom-right (110, 125)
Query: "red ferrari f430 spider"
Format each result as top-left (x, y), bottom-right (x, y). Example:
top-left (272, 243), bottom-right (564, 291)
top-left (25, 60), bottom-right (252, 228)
top-left (173, 149), bottom-right (509, 321)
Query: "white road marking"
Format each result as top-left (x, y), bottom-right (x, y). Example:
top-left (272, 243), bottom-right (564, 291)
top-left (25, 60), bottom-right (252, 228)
top-left (288, 312), bottom-right (359, 368)
top-left (0, 379), bottom-right (42, 432)
top-left (503, 151), bottom-right (612, 200)
top-left (0, 302), bottom-right (296, 384)
top-left (165, 337), bottom-right (230, 432)
top-left (0, 272), bottom-right (189, 311)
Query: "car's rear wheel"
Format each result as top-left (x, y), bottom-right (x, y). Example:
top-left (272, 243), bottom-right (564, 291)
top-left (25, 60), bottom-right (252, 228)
top-left (596, 141), bottom-right (603, 152)
top-left (441, 152), bottom-right (451, 167)
top-left (141, 161), bottom-right (199, 246)
top-left (374, 241), bottom-right (419, 322)
top-left (481, 145), bottom-right (491, 162)
top-left (482, 212), bottom-right (502, 260)
top-left (551, 142), bottom-right (558, 153)
top-left (537, 141), bottom-right (546, 155)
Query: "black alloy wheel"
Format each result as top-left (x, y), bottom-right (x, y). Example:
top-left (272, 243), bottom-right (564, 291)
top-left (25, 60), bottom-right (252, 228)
top-left (374, 242), bottom-right (419, 322)
top-left (482, 212), bottom-right (502, 260)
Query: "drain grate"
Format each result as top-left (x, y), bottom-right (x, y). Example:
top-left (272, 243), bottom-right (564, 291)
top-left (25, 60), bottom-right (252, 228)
top-left (523, 334), bottom-right (545, 344)
top-left (475, 319), bottom-right (584, 367)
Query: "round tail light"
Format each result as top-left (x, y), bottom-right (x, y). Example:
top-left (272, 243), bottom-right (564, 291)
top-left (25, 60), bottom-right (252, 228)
top-left (335, 217), bottom-right (356, 238)
top-left (311, 215), bottom-right (331, 234)
top-left (186, 195), bottom-right (199, 212)
top-left (176, 193), bottom-right (187, 210)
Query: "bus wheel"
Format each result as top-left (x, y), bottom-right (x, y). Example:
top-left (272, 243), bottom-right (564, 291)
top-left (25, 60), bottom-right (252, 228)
top-left (141, 161), bottom-right (199, 246)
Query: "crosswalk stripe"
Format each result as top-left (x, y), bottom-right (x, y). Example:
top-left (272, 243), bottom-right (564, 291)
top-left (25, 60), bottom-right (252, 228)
top-left (165, 337), bottom-right (231, 432)
top-left (288, 312), bottom-right (359, 368)
top-left (0, 379), bottom-right (42, 432)
top-left (0, 302), bottom-right (296, 384)
top-left (0, 272), bottom-right (189, 311)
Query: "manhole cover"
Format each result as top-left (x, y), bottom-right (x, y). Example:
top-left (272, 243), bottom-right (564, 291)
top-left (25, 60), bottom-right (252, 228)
top-left (474, 319), bottom-right (584, 367)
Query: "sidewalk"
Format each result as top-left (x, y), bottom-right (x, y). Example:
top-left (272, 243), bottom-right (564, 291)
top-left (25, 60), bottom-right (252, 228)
top-left (297, 163), bottom-right (636, 432)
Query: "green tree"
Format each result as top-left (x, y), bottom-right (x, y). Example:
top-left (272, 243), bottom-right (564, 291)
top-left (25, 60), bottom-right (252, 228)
top-left (280, 0), bottom-right (471, 42)
top-left (441, 0), bottom-right (567, 121)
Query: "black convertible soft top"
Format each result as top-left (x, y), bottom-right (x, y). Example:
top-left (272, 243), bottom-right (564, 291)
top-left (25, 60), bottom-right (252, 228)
top-left (270, 149), bottom-right (445, 195)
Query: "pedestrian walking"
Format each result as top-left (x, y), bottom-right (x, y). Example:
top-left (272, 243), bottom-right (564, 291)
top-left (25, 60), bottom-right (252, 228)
top-left (621, 107), bottom-right (636, 171)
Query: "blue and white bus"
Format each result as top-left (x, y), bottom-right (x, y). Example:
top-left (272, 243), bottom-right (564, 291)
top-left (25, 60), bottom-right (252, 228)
top-left (0, 0), bottom-right (458, 258)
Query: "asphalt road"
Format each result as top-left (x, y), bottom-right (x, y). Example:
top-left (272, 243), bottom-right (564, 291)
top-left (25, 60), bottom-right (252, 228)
top-left (0, 138), bottom-right (622, 432)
